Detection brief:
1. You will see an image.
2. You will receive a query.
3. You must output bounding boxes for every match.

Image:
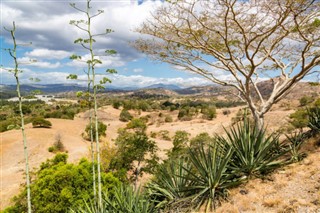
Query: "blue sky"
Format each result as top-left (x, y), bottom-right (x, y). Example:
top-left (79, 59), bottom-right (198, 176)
top-left (0, 0), bottom-right (211, 88)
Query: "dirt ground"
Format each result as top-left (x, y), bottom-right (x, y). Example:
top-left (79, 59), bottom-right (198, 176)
top-left (0, 104), bottom-right (304, 211)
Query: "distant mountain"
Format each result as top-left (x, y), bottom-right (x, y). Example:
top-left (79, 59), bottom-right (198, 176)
top-left (0, 84), bottom-right (87, 94)
top-left (143, 83), bottom-right (182, 90)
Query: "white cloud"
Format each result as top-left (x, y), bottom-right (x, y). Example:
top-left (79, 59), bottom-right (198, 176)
top-left (25, 49), bottom-right (71, 60)
top-left (133, 68), bottom-right (144, 73)
top-left (66, 53), bottom-right (125, 68)
top-left (18, 57), bottom-right (61, 69)
top-left (1, 67), bottom-right (211, 88)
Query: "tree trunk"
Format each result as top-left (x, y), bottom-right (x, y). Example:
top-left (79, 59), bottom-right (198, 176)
top-left (252, 110), bottom-right (264, 131)
top-left (134, 161), bottom-right (141, 191)
top-left (16, 76), bottom-right (32, 213)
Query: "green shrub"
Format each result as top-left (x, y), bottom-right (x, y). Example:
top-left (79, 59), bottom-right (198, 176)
top-left (167, 131), bottom-right (189, 159)
top-left (32, 117), bottom-right (52, 128)
top-left (4, 154), bottom-right (120, 213)
top-left (164, 115), bottom-right (173, 123)
top-left (48, 146), bottom-right (55, 152)
top-left (289, 109), bottom-right (308, 130)
top-left (110, 129), bottom-right (158, 182)
top-left (158, 130), bottom-right (171, 141)
top-left (126, 118), bottom-right (147, 132)
top-left (84, 121), bottom-right (107, 141)
top-left (189, 132), bottom-right (214, 149)
top-left (299, 96), bottom-right (314, 106)
top-left (119, 109), bottom-right (133, 122)
top-left (201, 106), bottom-right (216, 120)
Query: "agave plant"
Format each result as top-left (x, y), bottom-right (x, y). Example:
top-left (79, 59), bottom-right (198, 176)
top-left (307, 107), bottom-right (320, 133)
top-left (183, 143), bottom-right (243, 212)
top-left (285, 132), bottom-right (307, 162)
top-left (216, 119), bottom-right (287, 176)
top-left (71, 184), bottom-right (155, 213)
top-left (146, 159), bottom-right (193, 211)
top-left (104, 184), bottom-right (155, 213)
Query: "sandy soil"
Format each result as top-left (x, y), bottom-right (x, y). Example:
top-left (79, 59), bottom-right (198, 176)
top-left (0, 105), bottom-right (297, 210)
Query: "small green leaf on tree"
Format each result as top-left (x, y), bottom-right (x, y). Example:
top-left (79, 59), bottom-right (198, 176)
top-left (100, 77), bottom-right (112, 84)
top-left (67, 74), bottom-right (78, 79)
top-left (105, 50), bottom-right (117, 55)
top-left (106, 69), bottom-right (117, 74)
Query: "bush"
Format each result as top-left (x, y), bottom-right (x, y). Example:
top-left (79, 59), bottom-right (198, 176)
top-left (201, 106), bottom-right (216, 120)
top-left (299, 96), bottom-right (313, 106)
top-left (32, 117), bottom-right (52, 128)
top-left (222, 109), bottom-right (231, 116)
top-left (126, 118), bottom-right (147, 132)
top-left (164, 115), bottom-right (173, 123)
top-left (167, 131), bottom-right (189, 159)
top-left (189, 132), bottom-right (214, 149)
top-left (4, 154), bottom-right (120, 213)
top-left (158, 130), bottom-right (171, 141)
top-left (289, 109), bottom-right (308, 130)
top-left (48, 134), bottom-right (65, 153)
top-left (110, 129), bottom-right (158, 182)
top-left (84, 121), bottom-right (107, 141)
top-left (119, 109), bottom-right (133, 122)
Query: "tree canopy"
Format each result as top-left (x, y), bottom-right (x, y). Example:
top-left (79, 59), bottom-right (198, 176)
top-left (135, 0), bottom-right (320, 128)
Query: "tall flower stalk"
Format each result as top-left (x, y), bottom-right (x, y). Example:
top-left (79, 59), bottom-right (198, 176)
top-left (3, 22), bottom-right (32, 213)
top-left (69, 0), bottom-right (117, 209)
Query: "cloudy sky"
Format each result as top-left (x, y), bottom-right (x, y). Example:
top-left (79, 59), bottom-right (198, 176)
top-left (0, 0), bottom-right (211, 88)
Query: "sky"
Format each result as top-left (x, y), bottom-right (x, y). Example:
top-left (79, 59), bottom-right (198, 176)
top-left (0, 0), bottom-right (212, 88)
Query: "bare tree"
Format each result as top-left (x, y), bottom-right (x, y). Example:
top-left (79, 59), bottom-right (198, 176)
top-left (134, 0), bottom-right (320, 129)
top-left (3, 22), bottom-right (32, 213)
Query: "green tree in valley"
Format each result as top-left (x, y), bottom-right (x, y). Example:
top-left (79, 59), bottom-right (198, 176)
top-left (110, 128), bottom-right (158, 189)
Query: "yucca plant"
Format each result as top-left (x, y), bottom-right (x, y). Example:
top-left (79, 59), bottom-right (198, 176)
top-left (71, 184), bottom-right (155, 213)
top-left (285, 132), bottom-right (307, 162)
top-left (104, 184), bottom-right (155, 213)
top-left (307, 107), bottom-right (320, 133)
top-left (146, 159), bottom-right (193, 211)
top-left (183, 143), bottom-right (242, 212)
top-left (216, 118), bottom-right (287, 176)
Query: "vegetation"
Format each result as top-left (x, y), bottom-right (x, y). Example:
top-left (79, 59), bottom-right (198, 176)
top-left (3, 22), bottom-right (32, 213)
top-left (48, 134), bottom-right (66, 153)
top-left (216, 119), bottom-right (287, 176)
top-left (307, 107), bottom-right (320, 133)
top-left (135, 0), bottom-right (320, 129)
top-left (109, 128), bottom-right (158, 186)
top-left (32, 117), bottom-right (52, 128)
top-left (4, 154), bottom-right (119, 213)
top-left (84, 121), bottom-right (107, 141)
top-left (69, 0), bottom-right (118, 209)
top-left (72, 184), bottom-right (155, 213)
top-left (119, 109), bottom-right (133, 122)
